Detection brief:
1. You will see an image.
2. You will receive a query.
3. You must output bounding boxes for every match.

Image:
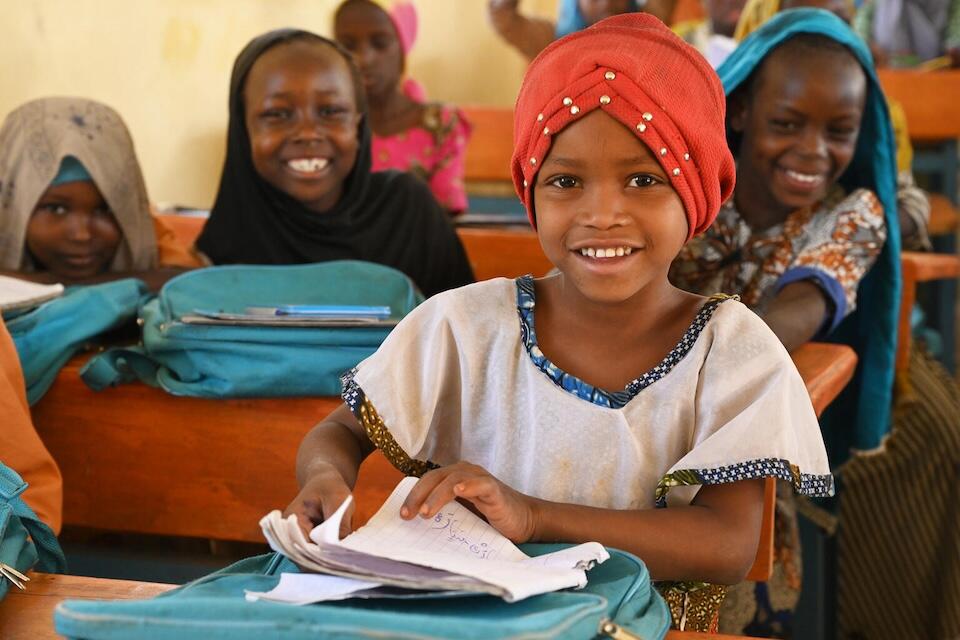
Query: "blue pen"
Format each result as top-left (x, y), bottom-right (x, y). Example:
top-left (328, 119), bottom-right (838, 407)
top-left (274, 304), bottom-right (391, 317)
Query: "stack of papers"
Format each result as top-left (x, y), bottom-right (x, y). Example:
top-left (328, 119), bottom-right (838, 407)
top-left (252, 477), bottom-right (608, 604)
top-left (0, 276), bottom-right (64, 313)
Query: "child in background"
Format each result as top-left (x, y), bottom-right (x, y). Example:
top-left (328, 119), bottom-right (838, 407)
top-left (854, 0), bottom-right (960, 67)
top-left (488, 0), bottom-right (675, 61)
top-left (195, 29), bottom-right (474, 297)
top-left (671, 11), bottom-right (960, 637)
top-left (334, 0), bottom-right (472, 215)
top-left (673, 0), bottom-right (749, 66)
top-left (284, 14), bottom-right (832, 632)
top-left (0, 97), bottom-right (201, 291)
top-left (734, 0), bottom-right (933, 250)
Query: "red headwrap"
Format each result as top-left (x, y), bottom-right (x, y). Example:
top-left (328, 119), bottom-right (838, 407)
top-left (511, 14), bottom-right (736, 239)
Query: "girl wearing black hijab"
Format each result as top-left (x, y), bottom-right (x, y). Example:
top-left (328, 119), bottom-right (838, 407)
top-left (196, 29), bottom-right (474, 297)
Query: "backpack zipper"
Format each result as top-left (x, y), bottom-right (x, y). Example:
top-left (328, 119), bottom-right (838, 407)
top-left (598, 620), bottom-right (645, 639)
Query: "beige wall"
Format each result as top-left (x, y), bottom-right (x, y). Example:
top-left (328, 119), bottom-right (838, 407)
top-left (1, 0), bottom-right (557, 207)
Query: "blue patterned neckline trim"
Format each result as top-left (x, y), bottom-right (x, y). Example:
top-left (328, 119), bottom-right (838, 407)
top-left (515, 275), bottom-right (733, 409)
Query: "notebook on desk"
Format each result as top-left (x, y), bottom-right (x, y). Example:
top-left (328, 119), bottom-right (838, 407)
top-left (0, 276), bottom-right (64, 313)
top-left (254, 477), bottom-right (608, 604)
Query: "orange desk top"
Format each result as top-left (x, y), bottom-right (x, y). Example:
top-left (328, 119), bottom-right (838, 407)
top-left (0, 573), bottom-right (756, 640)
top-left (878, 69), bottom-right (960, 142)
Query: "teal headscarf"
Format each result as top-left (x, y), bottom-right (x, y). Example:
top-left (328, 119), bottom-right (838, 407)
top-left (555, 0), bottom-right (641, 37)
top-left (49, 156), bottom-right (92, 186)
top-left (717, 9), bottom-right (901, 465)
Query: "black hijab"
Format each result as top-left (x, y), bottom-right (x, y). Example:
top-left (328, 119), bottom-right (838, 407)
top-left (196, 28), bottom-right (474, 298)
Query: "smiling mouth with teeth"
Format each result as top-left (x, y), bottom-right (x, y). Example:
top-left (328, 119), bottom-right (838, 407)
top-left (578, 247), bottom-right (634, 258)
top-left (783, 168), bottom-right (823, 185)
top-left (287, 158), bottom-right (330, 173)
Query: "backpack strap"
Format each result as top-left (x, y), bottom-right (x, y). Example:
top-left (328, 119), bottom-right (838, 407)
top-left (0, 464), bottom-right (66, 575)
top-left (80, 346), bottom-right (162, 390)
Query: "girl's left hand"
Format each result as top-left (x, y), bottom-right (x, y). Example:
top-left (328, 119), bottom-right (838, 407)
top-left (399, 462), bottom-right (538, 543)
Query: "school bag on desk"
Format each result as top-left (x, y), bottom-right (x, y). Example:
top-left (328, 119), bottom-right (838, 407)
top-left (80, 261), bottom-right (423, 398)
top-left (54, 545), bottom-right (671, 640)
top-left (4, 278), bottom-right (148, 405)
top-left (0, 462), bottom-right (66, 601)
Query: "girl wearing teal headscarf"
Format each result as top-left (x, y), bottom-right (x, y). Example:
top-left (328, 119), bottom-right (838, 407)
top-left (672, 9), bottom-right (898, 635)
top-left (674, 8), bottom-right (900, 464)
top-left (673, 10), bottom-right (960, 637)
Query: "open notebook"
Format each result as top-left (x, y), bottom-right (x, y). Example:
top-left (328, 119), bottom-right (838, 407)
top-left (254, 477), bottom-right (608, 604)
top-left (0, 276), bottom-right (64, 313)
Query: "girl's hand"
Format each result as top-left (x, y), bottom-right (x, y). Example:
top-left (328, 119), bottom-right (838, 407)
top-left (400, 462), bottom-right (538, 543)
top-left (282, 466), bottom-right (355, 539)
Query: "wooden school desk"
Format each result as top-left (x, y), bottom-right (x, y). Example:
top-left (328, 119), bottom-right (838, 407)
top-left (0, 572), bottom-right (759, 640)
top-left (31, 342), bottom-right (856, 547)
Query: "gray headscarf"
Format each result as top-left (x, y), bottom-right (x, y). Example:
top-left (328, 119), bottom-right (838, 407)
top-left (0, 97), bottom-right (157, 272)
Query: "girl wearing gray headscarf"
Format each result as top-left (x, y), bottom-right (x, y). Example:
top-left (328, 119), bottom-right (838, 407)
top-left (0, 97), bottom-right (199, 289)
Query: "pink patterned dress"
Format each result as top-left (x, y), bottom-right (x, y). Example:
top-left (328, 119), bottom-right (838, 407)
top-left (371, 103), bottom-right (471, 215)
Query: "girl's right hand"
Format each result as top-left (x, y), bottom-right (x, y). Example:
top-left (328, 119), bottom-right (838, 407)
top-left (282, 469), bottom-right (354, 539)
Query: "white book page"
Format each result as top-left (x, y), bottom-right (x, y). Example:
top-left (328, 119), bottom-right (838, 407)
top-left (260, 477), bottom-right (609, 602)
top-left (338, 477), bottom-right (529, 564)
top-left (0, 276), bottom-right (63, 312)
top-left (245, 573), bottom-right (381, 605)
top-left (326, 478), bottom-right (597, 601)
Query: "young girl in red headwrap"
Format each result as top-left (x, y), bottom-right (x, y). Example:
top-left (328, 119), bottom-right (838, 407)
top-left (284, 13), bottom-right (831, 631)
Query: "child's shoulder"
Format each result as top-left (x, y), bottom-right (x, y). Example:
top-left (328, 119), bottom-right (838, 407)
top-left (404, 277), bottom-right (519, 325)
top-left (704, 295), bottom-right (791, 360)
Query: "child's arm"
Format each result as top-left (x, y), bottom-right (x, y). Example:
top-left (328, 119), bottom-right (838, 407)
top-left (488, 0), bottom-right (557, 60)
top-left (283, 404), bottom-right (375, 538)
top-left (401, 462), bottom-right (764, 585)
top-left (761, 280), bottom-right (828, 352)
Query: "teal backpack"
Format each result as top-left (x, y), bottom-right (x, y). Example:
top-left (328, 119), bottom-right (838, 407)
top-left (5, 278), bottom-right (147, 405)
top-left (54, 545), bottom-right (670, 639)
top-left (0, 463), bottom-right (66, 601)
top-left (81, 262), bottom-right (423, 398)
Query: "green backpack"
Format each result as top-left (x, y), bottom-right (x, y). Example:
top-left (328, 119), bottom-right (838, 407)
top-left (5, 278), bottom-right (147, 404)
top-left (55, 546), bottom-right (671, 639)
top-left (81, 261), bottom-right (423, 398)
top-left (0, 463), bottom-right (66, 601)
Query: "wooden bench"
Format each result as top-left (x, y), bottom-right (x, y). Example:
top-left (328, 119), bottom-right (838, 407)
top-left (0, 572), bottom-right (759, 640)
top-left (462, 106), bottom-right (514, 185)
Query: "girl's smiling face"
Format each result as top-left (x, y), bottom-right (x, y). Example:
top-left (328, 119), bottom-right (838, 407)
top-left (244, 39), bottom-right (362, 213)
top-left (730, 40), bottom-right (866, 221)
top-left (26, 179), bottom-right (122, 279)
top-left (334, 0), bottom-right (403, 102)
top-left (533, 110), bottom-right (688, 304)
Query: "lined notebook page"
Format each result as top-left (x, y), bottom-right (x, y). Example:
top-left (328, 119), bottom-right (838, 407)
top-left (0, 276), bottom-right (63, 312)
top-left (286, 476), bottom-right (608, 601)
top-left (341, 477), bottom-right (528, 564)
